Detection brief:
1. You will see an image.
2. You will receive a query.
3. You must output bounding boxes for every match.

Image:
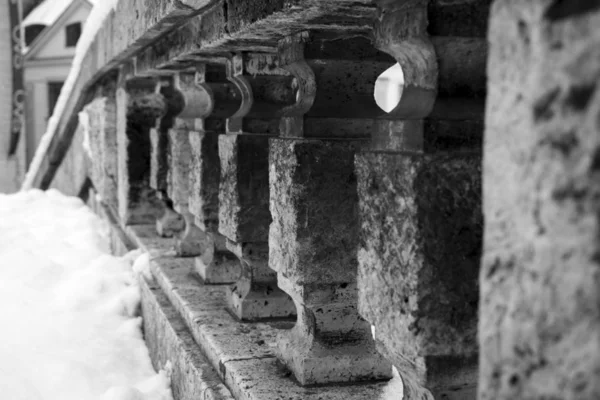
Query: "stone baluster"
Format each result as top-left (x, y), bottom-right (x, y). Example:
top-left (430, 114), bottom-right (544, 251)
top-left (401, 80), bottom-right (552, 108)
top-left (481, 2), bottom-right (600, 399)
top-left (268, 37), bottom-right (393, 385)
top-left (164, 70), bottom-right (215, 257)
top-left (355, 1), bottom-right (485, 399)
top-left (218, 54), bottom-right (296, 321)
top-left (186, 62), bottom-right (242, 283)
top-left (149, 77), bottom-right (185, 238)
top-left (116, 63), bottom-right (165, 225)
top-left (80, 80), bottom-right (118, 211)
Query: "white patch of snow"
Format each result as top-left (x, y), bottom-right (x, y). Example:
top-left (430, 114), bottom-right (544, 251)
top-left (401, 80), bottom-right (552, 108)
top-left (132, 252), bottom-right (153, 282)
top-left (22, 0), bottom-right (119, 190)
top-left (0, 189), bottom-right (173, 400)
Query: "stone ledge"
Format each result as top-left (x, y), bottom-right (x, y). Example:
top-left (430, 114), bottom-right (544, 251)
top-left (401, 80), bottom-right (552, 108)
top-left (140, 275), bottom-right (235, 400)
top-left (127, 224), bottom-right (397, 400)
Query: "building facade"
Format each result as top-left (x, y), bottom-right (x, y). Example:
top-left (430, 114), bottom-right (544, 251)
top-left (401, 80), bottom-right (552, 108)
top-left (22, 0), bottom-right (93, 167)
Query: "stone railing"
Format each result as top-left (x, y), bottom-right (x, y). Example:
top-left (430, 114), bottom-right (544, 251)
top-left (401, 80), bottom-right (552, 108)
top-left (29, 0), bottom-right (490, 399)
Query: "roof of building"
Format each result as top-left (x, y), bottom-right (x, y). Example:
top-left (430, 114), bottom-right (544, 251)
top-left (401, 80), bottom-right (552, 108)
top-left (23, 0), bottom-right (95, 27)
top-left (23, 0), bottom-right (94, 58)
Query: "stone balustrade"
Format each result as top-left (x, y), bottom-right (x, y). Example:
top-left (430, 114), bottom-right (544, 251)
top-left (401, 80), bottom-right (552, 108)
top-left (353, 1), bottom-right (486, 399)
top-left (29, 0), bottom-right (600, 399)
top-left (29, 0), bottom-right (516, 399)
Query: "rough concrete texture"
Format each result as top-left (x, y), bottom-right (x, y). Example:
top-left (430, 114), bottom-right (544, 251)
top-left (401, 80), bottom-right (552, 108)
top-left (187, 130), bottom-right (246, 284)
top-left (117, 85), bottom-right (164, 225)
top-left (81, 97), bottom-right (118, 208)
top-left (480, 2), bottom-right (600, 400)
top-left (126, 224), bottom-right (399, 400)
top-left (269, 139), bottom-right (365, 284)
top-left (140, 279), bottom-right (235, 400)
top-left (156, 204), bottom-right (185, 238)
top-left (167, 126), bottom-right (192, 212)
top-left (217, 133), bottom-right (294, 320)
top-left (188, 131), bottom-right (220, 232)
top-left (194, 232), bottom-right (241, 284)
top-left (149, 126), bottom-right (170, 193)
top-left (355, 150), bottom-right (482, 399)
top-left (225, 241), bottom-right (296, 321)
top-left (166, 125), bottom-right (212, 257)
top-left (218, 134), bottom-right (271, 244)
top-left (174, 212), bottom-right (213, 257)
top-left (269, 138), bottom-right (391, 385)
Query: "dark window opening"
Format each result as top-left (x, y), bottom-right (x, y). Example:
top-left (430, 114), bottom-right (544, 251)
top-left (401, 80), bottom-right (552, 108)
top-left (48, 81), bottom-right (64, 117)
top-left (65, 22), bottom-right (81, 47)
top-left (24, 24), bottom-right (46, 46)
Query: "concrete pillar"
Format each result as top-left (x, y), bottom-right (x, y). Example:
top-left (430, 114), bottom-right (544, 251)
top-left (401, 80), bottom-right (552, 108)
top-left (148, 77), bottom-right (185, 239)
top-left (116, 68), bottom-right (164, 225)
top-left (215, 54), bottom-right (297, 320)
top-left (167, 122), bottom-right (212, 257)
top-left (269, 137), bottom-right (392, 385)
top-left (356, 151), bottom-right (482, 399)
top-left (80, 95), bottom-right (118, 210)
top-left (219, 132), bottom-right (295, 320)
top-left (480, 2), bottom-right (600, 399)
top-left (189, 127), bottom-right (241, 284)
top-left (354, 1), bottom-right (487, 398)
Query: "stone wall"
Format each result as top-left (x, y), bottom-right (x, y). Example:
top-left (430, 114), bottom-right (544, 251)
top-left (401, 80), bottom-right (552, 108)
top-left (480, 2), bottom-right (600, 399)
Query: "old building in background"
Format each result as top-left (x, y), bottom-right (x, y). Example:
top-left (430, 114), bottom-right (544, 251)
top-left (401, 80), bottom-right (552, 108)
top-left (22, 0), bottom-right (94, 167)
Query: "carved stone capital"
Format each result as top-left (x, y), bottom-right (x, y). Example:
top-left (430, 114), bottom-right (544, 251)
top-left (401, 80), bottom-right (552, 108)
top-left (373, 0), bottom-right (437, 119)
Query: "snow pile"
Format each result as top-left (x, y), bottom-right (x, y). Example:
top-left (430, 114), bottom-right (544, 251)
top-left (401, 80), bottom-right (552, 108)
top-left (0, 189), bottom-right (173, 400)
top-left (22, 0), bottom-right (119, 190)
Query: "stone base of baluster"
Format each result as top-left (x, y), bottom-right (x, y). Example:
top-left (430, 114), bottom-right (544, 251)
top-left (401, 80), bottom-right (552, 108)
top-left (275, 277), bottom-right (392, 386)
top-left (174, 211), bottom-right (212, 257)
top-left (227, 278), bottom-right (296, 321)
top-left (156, 206), bottom-right (185, 238)
top-left (194, 238), bottom-right (241, 284)
top-left (276, 330), bottom-right (392, 386)
top-left (423, 355), bottom-right (477, 400)
top-left (389, 353), bottom-right (477, 400)
top-left (224, 240), bottom-right (295, 321)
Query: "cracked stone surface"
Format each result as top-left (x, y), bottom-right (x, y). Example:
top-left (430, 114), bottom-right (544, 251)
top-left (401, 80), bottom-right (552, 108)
top-left (269, 138), bottom-right (390, 385)
top-left (356, 150), bottom-right (482, 398)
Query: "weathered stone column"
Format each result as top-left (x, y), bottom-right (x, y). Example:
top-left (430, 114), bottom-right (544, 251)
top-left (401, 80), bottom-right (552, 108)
top-left (264, 37), bottom-right (393, 385)
top-left (270, 138), bottom-right (393, 386)
top-left (480, 2), bottom-right (600, 400)
top-left (149, 77), bottom-right (185, 238)
top-left (80, 88), bottom-right (118, 211)
top-left (165, 71), bottom-right (214, 257)
top-left (188, 63), bottom-right (242, 283)
top-left (355, 1), bottom-right (486, 398)
top-left (219, 54), bottom-right (296, 320)
top-left (116, 65), bottom-right (165, 225)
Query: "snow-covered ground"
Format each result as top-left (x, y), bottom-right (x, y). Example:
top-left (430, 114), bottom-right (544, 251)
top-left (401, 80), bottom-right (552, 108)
top-left (0, 189), bottom-right (173, 400)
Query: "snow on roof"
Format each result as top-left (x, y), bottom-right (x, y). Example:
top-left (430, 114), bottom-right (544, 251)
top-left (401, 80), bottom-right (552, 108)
top-left (22, 0), bottom-right (95, 27)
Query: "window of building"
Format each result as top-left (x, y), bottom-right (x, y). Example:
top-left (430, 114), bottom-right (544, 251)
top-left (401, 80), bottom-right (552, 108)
top-left (48, 81), bottom-right (64, 117)
top-left (65, 22), bottom-right (82, 47)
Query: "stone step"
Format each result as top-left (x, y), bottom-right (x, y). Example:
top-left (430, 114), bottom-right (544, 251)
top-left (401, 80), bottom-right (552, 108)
top-left (124, 224), bottom-right (398, 400)
top-left (141, 275), bottom-right (235, 400)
